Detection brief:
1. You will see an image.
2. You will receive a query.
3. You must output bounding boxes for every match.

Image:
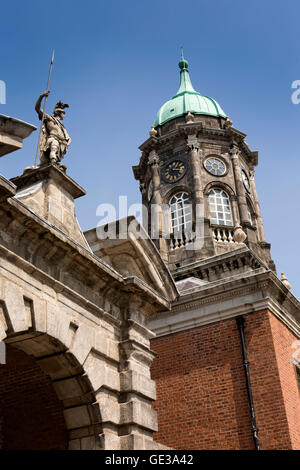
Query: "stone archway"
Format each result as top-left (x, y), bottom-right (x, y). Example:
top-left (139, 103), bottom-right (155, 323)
top-left (0, 343), bottom-right (68, 450)
top-left (0, 280), bottom-right (120, 450)
top-left (0, 332), bottom-right (102, 450)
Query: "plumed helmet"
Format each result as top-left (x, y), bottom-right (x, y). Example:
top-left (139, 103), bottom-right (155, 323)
top-left (53, 101), bottom-right (69, 114)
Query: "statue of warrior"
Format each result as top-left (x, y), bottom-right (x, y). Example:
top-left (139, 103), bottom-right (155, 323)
top-left (35, 90), bottom-right (71, 165)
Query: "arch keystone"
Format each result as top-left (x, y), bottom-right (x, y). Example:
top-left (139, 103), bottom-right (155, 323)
top-left (46, 304), bottom-right (70, 345)
top-left (69, 323), bottom-right (94, 365)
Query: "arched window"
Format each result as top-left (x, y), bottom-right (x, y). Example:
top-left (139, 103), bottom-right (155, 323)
top-left (170, 192), bottom-right (192, 233)
top-left (208, 188), bottom-right (233, 226)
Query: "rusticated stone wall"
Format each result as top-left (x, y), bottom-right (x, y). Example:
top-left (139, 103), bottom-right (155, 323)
top-left (0, 166), bottom-right (172, 450)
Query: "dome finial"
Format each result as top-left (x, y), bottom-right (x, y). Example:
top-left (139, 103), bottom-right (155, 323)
top-left (179, 47), bottom-right (188, 70)
top-left (152, 53), bottom-right (227, 127)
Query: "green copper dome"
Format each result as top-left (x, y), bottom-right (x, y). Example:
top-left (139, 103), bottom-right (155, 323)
top-left (154, 55), bottom-right (227, 127)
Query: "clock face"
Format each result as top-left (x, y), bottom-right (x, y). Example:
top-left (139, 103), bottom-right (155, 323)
top-left (163, 159), bottom-right (186, 183)
top-left (241, 168), bottom-right (251, 192)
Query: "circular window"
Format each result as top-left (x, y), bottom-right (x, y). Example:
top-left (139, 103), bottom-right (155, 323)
top-left (204, 157), bottom-right (226, 176)
top-left (241, 169), bottom-right (251, 193)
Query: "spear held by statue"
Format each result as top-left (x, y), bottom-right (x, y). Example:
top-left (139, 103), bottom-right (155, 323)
top-left (34, 50), bottom-right (71, 167)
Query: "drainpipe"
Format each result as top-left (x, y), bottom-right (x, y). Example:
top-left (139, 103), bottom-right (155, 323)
top-left (236, 315), bottom-right (260, 450)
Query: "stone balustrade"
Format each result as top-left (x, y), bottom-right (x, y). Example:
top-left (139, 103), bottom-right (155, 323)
top-left (213, 227), bottom-right (235, 244)
top-left (169, 231), bottom-right (196, 250)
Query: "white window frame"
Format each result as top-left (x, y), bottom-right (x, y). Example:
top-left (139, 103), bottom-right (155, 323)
top-left (208, 188), bottom-right (233, 226)
top-left (170, 192), bottom-right (192, 234)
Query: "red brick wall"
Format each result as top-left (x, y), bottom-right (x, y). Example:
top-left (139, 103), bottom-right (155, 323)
top-left (0, 344), bottom-right (68, 450)
top-left (268, 313), bottom-right (300, 448)
top-left (241, 310), bottom-right (293, 449)
top-left (151, 310), bottom-right (300, 450)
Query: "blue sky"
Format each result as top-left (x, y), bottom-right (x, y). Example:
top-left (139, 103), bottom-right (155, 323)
top-left (1, 0), bottom-right (300, 298)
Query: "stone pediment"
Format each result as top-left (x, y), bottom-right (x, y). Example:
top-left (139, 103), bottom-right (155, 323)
top-left (84, 216), bottom-right (178, 302)
top-left (0, 174), bottom-right (16, 201)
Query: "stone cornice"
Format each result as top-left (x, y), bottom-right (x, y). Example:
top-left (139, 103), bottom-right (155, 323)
top-left (172, 246), bottom-right (268, 282)
top-left (150, 295), bottom-right (300, 339)
top-left (228, 126), bottom-right (247, 140)
top-left (148, 270), bottom-right (300, 338)
top-left (123, 276), bottom-right (170, 310)
top-left (126, 319), bottom-right (156, 340)
top-left (11, 164), bottom-right (86, 200)
top-left (172, 271), bottom-right (270, 312)
top-left (134, 122), bottom-right (258, 180)
top-left (0, 241), bottom-right (122, 328)
top-left (0, 173), bottom-right (16, 202)
top-left (0, 196), bottom-right (171, 313)
top-left (138, 136), bottom-right (159, 153)
top-left (174, 270), bottom-right (300, 314)
top-left (228, 127), bottom-right (258, 165)
top-left (0, 114), bottom-right (36, 156)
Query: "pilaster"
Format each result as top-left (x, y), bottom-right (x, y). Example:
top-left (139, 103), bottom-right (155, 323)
top-left (148, 150), bottom-right (168, 260)
top-left (249, 169), bottom-right (265, 242)
top-left (118, 296), bottom-right (158, 449)
top-left (230, 146), bottom-right (249, 225)
top-left (187, 134), bottom-right (203, 206)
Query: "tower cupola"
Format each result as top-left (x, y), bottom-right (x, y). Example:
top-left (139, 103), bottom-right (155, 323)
top-left (154, 52), bottom-right (226, 127)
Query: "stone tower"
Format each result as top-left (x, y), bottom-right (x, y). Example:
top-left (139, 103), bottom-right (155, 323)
top-left (133, 54), bottom-right (276, 279)
top-left (133, 56), bottom-right (300, 450)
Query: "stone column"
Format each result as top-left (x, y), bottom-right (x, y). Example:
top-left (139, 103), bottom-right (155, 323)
top-left (187, 136), bottom-right (214, 256)
top-left (119, 295), bottom-right (159, 450)
top-left (148, 151), bottom-right (168, 260)
top-left (231, 195), bottom-right (240, 226)
top-left (139, 182), bottom-right (148, 234)
top-left (148, 150), bottom-right (162, 237)
top-left (249, 169), bottom-right (266, 242)
top-left (230, 147), bottom-right (249, 224)
top-left (187, 135), bottom-right (203, 206)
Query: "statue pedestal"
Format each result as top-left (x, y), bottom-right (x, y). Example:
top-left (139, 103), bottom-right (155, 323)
top-left (11, 164), bottom-right (90, 249)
